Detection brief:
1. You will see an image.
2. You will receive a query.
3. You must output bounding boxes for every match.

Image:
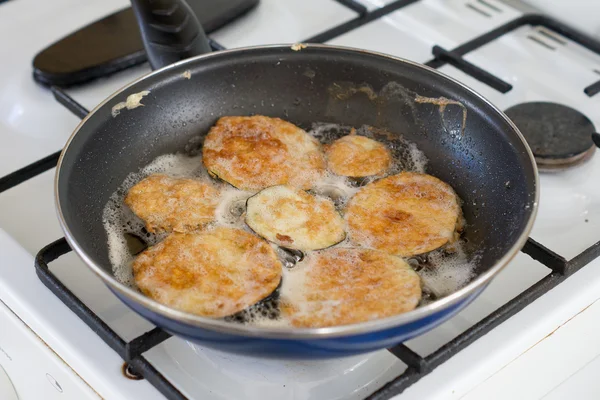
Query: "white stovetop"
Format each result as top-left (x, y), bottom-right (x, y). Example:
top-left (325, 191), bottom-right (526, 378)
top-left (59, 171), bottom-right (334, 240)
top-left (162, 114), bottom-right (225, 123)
top-left (1, 0), bottom-right (600, 399)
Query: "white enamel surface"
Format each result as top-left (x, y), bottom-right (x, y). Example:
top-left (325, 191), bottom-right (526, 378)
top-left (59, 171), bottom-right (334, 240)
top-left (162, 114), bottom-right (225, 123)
top-left (0, 364), bottom-right (18, 400)
top-left (330, 0), bottom-right (519, 63)
top-left (1, 0), bottom-right (600, 399)
top-left (521, 0), bottom-right (600, 40)
top-left (0, 298), bottom-right (100, 399)
top-left (461, 298), bottom-right (600, 400)
top-left (211, 0), bottom-right (358, 48)
top-left (148, 341), bottom-right (406, 400)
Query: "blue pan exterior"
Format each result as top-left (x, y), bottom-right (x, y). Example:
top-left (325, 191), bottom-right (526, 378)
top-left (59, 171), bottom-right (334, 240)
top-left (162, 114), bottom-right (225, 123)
top-left (112, 286), bottom-right (485, 359)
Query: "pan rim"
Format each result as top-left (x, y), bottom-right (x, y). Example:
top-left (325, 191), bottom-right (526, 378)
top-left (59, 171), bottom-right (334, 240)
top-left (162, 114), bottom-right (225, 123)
top-left (55, 43), bottom-right (539, 340)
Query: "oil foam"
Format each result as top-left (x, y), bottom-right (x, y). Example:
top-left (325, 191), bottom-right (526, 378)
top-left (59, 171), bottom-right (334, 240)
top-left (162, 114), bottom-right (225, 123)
top-left (102, 122), bottom-right (476, 327)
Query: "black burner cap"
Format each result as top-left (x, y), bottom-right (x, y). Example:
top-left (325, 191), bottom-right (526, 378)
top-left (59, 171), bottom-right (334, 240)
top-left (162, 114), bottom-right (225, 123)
top-left (504, 102), bottom-right (596, 170)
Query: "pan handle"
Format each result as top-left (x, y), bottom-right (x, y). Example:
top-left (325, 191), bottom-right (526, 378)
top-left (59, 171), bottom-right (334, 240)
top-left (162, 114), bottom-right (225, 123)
top-left (130, 0), bottom-right (212, 71)
top-left (593, 133), bottom-right (600, 148)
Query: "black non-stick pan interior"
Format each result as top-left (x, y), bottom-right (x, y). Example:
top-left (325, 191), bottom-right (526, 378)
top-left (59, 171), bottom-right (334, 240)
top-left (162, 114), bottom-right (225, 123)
top-left (57, 46), bottom-right (537, 280)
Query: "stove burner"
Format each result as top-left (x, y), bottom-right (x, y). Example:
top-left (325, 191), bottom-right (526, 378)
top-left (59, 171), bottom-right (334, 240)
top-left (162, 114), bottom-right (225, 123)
top-left (504, 102), bottom-right (597, 171)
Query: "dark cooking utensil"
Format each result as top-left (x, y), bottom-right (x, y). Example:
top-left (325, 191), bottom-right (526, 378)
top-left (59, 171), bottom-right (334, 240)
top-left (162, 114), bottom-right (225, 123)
top-left (32, 0), bottom-right (259, 87)
top-left (54, 0), bottom-right (538, 358)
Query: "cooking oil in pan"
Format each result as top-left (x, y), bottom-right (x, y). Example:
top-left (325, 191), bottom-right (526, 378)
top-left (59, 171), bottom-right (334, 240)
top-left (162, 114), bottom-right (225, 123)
top-left (102, 122), bottom-right (476, 327)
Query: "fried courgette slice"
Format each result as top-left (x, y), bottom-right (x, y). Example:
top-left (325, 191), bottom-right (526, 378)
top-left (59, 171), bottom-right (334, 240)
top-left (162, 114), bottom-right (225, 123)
top-left (132, 227), bottom-right (282, 318)
top-left (280, 248), bottom-right (421, 327)
top-left (245, 185), bottom-right (346, 251)
top-left (325, 134), bottom-right (391, 177)
top-left (202, 116), bottom-right (326, 191)
top-left (345, 172), bottom-right (460, 257)
top-left (124, 174), bottom-right (220, 233)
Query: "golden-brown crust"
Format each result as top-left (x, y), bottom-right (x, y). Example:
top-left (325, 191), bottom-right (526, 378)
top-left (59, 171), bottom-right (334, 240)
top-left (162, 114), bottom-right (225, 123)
top-left (202, 116), bottom-right (326, 191)
top-left (132, 227), bottom-right (282, 318)
top-left (325, 134), bottom-right (391, 177)
top-left (245, 185), bottom-right (346, 251)
top-left (124, 174), bottom-right (220, 233)
top-left (345, 172), bottom-right (460, 257)
top-left (281, 248), bottom-right (421, 327)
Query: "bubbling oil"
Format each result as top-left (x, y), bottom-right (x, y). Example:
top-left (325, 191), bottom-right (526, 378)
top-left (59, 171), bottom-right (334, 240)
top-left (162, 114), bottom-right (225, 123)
top-left (102, 122), bottom-right (476, 328)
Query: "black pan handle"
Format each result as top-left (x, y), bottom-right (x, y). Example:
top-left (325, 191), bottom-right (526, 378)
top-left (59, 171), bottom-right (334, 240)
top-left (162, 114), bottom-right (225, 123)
top-left (593, 133), bottom-right (600, 148)
top-left (130, 0), bottom-right (212, 71)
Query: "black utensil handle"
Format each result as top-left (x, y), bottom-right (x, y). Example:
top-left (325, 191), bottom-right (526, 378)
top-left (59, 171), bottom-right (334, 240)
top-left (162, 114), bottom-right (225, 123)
top-left (592, 133), bottom-right (600, 148)
top-left (130, 0), bottom-right (212, 70)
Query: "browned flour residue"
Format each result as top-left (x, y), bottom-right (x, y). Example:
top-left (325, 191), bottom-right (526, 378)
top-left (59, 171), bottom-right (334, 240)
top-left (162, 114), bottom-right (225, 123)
top-left (291, 43), bottom-right (308, 51)
top-left (326, 81), bottom-right (468, 138)
top-left (111, 90), bottom-right (151, 117)
top-left (366, 125), bottom-right (399, 141)
top-left (326, 81), bottom-right (426, 133)
top-left (329, 82), bottom-right (379, 101)
top-left (303, 68), bottom-right (316, 79)
top-left (415, 95), bottom-right (467, 137)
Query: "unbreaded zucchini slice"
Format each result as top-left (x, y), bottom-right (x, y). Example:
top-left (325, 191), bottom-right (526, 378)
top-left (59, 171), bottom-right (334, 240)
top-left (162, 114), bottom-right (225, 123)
top-left (245, 185), bottom-right (346, 251)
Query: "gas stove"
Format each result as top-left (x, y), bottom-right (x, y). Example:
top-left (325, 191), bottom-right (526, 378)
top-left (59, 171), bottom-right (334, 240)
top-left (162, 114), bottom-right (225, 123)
top-left (1, 0), bottom-right (600, 399)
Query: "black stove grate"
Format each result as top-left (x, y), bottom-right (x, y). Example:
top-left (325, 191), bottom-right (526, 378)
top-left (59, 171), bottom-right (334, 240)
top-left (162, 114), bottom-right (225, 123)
top-left (32, 234), bottom-right (600, 400)
top-left (305, 0), bottom-right (422, 43)
top-left (35, 238), bottom-right (184, 399)
top-left (370, 238), bottom-right (600, 399)
top-left (423, 14), bottom-right (600, 94)
top-left (2, 1), bottom-right (600, 399)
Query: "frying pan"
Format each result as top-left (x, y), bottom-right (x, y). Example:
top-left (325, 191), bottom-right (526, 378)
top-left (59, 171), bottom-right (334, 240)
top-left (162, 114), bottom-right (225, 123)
top-left (55, 0), bottom-right (538, 358)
